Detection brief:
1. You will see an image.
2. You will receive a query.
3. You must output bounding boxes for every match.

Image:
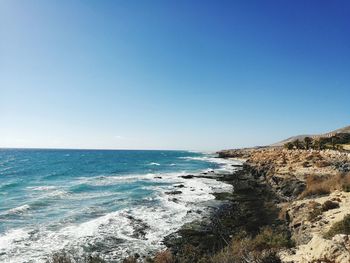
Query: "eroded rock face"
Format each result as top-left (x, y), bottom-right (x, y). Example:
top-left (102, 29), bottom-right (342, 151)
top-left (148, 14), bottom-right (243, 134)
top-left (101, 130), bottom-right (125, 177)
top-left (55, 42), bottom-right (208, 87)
top-left (280, 191), bottom-right (350, 263)
top-left (282, 234), bottom-right (350, 263)
top-left (217, 147), bottom-right (350, 263)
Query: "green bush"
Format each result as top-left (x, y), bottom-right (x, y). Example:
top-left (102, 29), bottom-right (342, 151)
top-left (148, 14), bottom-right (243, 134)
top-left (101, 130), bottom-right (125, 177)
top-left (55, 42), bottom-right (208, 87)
top-left (252, 227), bottom-right (292, 250)
top-left (342, 184), bottom-right (350, 192)
top-left (210, 227), bottom-right (291, 263)
top-left (324, 214), bottom-right (350, 239)
top-left (322, 200), bottom-right (339, 212)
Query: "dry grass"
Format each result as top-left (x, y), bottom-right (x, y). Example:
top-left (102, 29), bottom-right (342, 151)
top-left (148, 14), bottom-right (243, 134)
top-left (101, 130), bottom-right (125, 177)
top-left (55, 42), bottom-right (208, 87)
top-left (48, 252), bottom-right (105, 263)
top-left (314, 160), bottom-right (331, 168)
top-left (299, 173), bottom-right (350, 198)
top-left (211, 226), bottom-right (292, 263)
top-left (122, 256), bottom-right (137, 263)
top-left (153, 250), bottom-right (175, 263)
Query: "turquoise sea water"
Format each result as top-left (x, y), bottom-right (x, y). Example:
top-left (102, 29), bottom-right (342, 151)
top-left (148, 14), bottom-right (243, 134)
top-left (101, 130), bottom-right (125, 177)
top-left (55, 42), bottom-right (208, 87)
top-left (0, 149), bottom-right (238, 262)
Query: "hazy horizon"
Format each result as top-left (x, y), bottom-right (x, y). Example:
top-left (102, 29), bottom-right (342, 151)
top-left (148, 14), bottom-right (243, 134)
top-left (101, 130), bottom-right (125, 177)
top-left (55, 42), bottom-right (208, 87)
top-left (1, 1), bottom-right (349, 151)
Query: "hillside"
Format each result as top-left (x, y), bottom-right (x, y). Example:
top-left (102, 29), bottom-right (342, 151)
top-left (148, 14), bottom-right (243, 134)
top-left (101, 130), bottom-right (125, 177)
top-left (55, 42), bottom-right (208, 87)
top-left (272, 125), bottom-right (350, 147)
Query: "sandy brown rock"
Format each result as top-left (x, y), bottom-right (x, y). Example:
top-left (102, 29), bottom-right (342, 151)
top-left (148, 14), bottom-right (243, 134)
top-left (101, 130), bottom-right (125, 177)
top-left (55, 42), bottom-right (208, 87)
top-left (219, 147), bottom-right (350, 263)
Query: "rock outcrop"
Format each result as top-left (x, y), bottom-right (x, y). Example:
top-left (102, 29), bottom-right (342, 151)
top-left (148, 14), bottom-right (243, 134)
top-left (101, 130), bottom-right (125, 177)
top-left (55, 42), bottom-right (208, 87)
top-left (218, 147), bottom-right (350, 263)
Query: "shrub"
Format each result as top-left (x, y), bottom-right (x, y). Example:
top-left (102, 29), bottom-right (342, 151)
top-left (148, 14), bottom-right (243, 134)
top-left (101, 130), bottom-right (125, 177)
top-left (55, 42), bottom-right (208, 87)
top-left (153, 250), bottom-right (175, 263)
top-left (50, 252), bottom-right (73, 263)
top-left (300, 173), bottom-right (350, 198)
top-left (278, 205), bottom-right (290, 221)
top-left (302, 161), bottom-right (311, 167)
top-left (252, 227), bottom-right (292, 250)
top-left (48, 252), bottom-right (106, 263)
top-left (175, 244), bottom-right (203, 263)
top-left (315, 160), bottom-right (331, 168)
top-left (300, 175), bottom-right (331, 198)
top-left (304, 137), bottom-right (313, 150)
top-left (342, 183), bottom-right (350, 192)
top-left (284, 142), bottom-right (294, 150)
top-left (307, 201), bottom-right (323, 222)
top-left (324, 214), bottom-right (350, 239)
top-left (212, 245), bottom-right (281, 263)
top-left (322, 200), bottom-right (339, 212)
top-left (123, 256), bottom-right (137, 263)
top-left (210, 227), bottom-right (291, 263)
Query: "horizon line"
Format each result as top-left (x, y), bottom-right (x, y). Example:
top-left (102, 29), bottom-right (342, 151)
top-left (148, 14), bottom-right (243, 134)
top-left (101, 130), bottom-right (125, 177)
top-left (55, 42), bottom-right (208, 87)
top-left (0, 146), bottom-right (209, 152)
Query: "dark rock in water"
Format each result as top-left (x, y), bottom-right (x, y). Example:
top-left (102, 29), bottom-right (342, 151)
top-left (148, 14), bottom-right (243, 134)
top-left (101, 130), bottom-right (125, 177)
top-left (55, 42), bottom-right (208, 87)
top-left (186, 209), bottom-right (203, 215)
top-left (88, 236), bottom-right (125, 253)
top-left (164, 165), bottom-right (284, 258)
top-left (170, 198), bottom-right (179, 202)
top-left (175, 184), bottom-right (185, 188)
top-left (125, 214), bottom-right (150, 240)
top-left (165, 190), bottom-right (182, 195)
top-left (181, 175), bottom-right (194, 179)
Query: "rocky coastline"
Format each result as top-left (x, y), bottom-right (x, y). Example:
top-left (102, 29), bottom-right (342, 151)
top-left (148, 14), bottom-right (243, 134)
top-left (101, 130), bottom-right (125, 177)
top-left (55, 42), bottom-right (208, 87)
top-left (145, 148), bottom-right (350, 263)
top-left (51, 148), bottom-right (350, 263)
top-left (144, 157), bottom-right (292, 263)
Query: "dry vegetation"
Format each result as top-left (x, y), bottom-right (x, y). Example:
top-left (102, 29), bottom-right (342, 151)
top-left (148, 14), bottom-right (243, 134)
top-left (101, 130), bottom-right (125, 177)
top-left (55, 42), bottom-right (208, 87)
top-left (142, 227), bottom-right (292, 263)
top-left (211, 227), bottom-right (292, 263)
top-left (48, 252), bottom-right (106, 263)
top-left (324, 214), bottom-right (350, 239)
top-left (300, 173), bottom-right (350, 198)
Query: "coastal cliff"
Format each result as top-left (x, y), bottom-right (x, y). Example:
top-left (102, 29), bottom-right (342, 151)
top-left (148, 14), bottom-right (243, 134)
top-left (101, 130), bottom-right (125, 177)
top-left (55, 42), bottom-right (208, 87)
top-left (217, 148), bottom-right (350, 263)
top-left (145, 148), bottom-right (350, 262)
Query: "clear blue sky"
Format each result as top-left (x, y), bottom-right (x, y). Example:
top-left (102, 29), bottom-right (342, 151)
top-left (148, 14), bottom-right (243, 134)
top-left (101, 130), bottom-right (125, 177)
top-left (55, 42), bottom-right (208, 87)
top-left (0, 1), bottom-right (349, 150)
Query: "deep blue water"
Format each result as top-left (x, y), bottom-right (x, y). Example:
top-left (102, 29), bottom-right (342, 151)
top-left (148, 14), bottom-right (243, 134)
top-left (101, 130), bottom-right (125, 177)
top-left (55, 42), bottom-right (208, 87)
top-left (0, 149), bottom-right (236, 262)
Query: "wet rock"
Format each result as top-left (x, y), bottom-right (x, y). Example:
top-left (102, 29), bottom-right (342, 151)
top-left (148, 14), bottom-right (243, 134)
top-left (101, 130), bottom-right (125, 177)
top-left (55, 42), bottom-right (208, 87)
top-left (165, 190), bottom-right (182, 195)
top-left (180, 175), bottom-right (194, 179)
top-left (125, 215), bottom-right (150, 239)
top-left (164, 165), bottom-right (284, 257)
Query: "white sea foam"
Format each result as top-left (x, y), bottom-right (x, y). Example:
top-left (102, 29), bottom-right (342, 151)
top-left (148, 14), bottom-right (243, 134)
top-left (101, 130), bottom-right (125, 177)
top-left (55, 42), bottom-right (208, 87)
top-left (77, 173), bottom-right (157, 186)
top-left (47, 190), bottom-right (70, 198)
top-left (0, 156), bottom-right (241, 262)
top-left (27, 186), bottom-right (57, 191)
top-left (149, 162), bottom-right (160, 166)
top-left (4, 204), bottom-right (31, 215)
top-left (0, 229), bottom-right (30, 249)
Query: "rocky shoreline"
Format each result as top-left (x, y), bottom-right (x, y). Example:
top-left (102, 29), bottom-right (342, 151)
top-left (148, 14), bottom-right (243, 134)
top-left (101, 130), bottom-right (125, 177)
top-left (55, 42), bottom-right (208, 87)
top-left (51, 148), bottom-right (350, 262)
top-left (150, 159), bottom-right (291, 262)
top-left (146, 148), bottom-right (350, 263)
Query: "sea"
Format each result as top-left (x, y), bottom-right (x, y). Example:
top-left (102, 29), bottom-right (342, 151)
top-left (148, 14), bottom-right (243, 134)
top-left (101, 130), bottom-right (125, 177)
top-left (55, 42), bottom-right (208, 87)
top-left (0, 149), bottom-right (240, 262)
